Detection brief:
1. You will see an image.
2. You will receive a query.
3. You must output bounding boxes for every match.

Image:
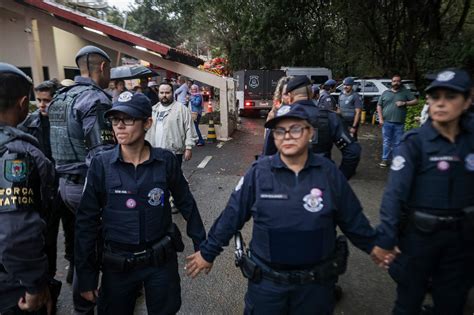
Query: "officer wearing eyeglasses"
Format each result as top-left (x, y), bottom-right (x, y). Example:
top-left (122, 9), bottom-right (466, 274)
top-left (75, 92), bottom-right (206, 315)
top-left (185, 104), bottom-right (380, 314)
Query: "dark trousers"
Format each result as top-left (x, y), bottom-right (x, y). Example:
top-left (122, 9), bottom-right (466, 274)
top-left (389, 226), bottom-right (474, 315)
top-left (45, 191), bottom-right (75, 276)
top-left (342, 117), bottom-right (358, 141)
top-left (244, 278), bottom-right (335, 315)
top-left (0, 306), bottom-right (47, 315)
top-left (193, 114), bottom-right (205, 144)
top-left (175, 154), bottom-right (183, 169)
top-left (97, 254), bottom-right (181, 315)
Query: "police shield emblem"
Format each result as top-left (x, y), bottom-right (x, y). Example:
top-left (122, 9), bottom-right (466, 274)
top-left (249, 76), bottom-right (260, 89)
top-left (148, 188), bottom-right (164, 206)
top-left (302, 188), bottom-right (324, 213)
top-left (5, 159), bottom-right (28, 182)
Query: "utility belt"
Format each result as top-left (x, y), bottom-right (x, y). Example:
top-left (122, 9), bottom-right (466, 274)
top-left (60, 174), bottom-right (86, 185)
top-left (102, 224), bottom-right (184, 272)
top-left (234, 232), bottom-right (349, 285)
top-left (405, 207), bottom-right (474, 239)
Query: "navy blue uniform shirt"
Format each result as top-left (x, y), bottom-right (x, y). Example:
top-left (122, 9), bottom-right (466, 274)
top-left (200, 151), bottom-right (375, 264)
top-left (75, 143), bottom-right (206, 292)
top-left (376, 116), bottom-right (474, 249)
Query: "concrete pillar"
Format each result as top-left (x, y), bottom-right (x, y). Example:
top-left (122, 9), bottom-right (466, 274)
top-left (25, 16), bottom-right (43, 86)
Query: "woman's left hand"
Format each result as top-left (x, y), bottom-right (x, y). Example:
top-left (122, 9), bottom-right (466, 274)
top-left (185, 251), bottom-right (213, 278)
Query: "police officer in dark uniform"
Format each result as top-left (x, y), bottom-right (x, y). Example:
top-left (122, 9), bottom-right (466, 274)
top-left (263, 76), bottom-right (361, 179)
top-left (75, 92), bottom-right (206, 315)
top-left (48, 45), bottom-right (115, 314)
top-left (318, 79), bottom-right (337, 111)
top-left (186, 104), bottom-right (379, 314)
top-left (373, 68), bottom-right (474, 314)
top-left (0, 63), bottom-right (55, 314)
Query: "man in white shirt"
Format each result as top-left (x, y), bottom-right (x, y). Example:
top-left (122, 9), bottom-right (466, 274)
top-left (146, 83), bottom-right (196, 167)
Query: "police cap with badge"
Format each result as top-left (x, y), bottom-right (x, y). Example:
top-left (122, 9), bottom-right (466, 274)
top-left (425, 69), bottom-right (472, 94)
top-left (265, 104), bottom-right (311, 129)
top-left (106, 91), bottom-right (152, 119)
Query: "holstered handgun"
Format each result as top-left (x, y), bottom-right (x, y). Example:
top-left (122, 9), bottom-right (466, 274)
top-left (168, 223), bottom-right (185, 252)
top-left (334, 235), bottom-right (349, 275)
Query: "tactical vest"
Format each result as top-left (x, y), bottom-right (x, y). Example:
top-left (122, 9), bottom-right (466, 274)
top-left (0, 128), bottom-right (42, 214)
top-left (338, 93), bottom-right (357, 120)
top-left (48, 84), bottom-right (111, 165)
top-left (101, 152), bottom-right (170, 245)
top-left (249, 158), bottom-right (337, 266)
top-left (407, 128), bottom-right (474, 211)
top-left (312, 109), bottom-right (332, 155)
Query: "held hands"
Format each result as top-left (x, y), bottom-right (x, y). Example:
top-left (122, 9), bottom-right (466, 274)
top-left (185, 251), bottom-right (213, 278)
top-left (80, 289), bottom-right (99, 303)
top-left (18, 286), bottom-right (52, 314)
top-left (370, 246), bottom-right (401, 270)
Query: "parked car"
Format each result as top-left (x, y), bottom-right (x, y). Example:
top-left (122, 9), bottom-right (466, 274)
top-left (332, 78), bottom-right (418, 118)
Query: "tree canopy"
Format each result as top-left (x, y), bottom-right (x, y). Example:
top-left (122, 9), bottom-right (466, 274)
top-left (65, 0), bottom-right (473, 81)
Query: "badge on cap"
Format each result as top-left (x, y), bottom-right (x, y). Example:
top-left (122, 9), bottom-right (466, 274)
top-left (465, 153), bottom-right (474, 171)
top-left (126, 198), bottom-right (136, 209)
top-left (148, 188), bottom-right (164, 206)
top-left (436, 71), bottom-right (455, 82)
top-left (302, 188), bottom-right (324, 213)
top-left (277, 105), bottom-right (291, 116)
top-left (391, 156), bottom-right (406, 171)
top-left (118, 91), bottom-right (133, 102)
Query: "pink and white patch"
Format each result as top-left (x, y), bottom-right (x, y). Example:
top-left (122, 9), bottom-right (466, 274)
top-left (126, 198), bottom-right (137, 209)
top-left (311, 188), bottom-right (322, 197)
top-left (437, 160), bottom-right (450, 171)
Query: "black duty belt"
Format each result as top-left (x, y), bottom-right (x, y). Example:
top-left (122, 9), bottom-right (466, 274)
top-left (102, 235), bottom-right (173, 272)
top-left (60, 174), bottom-right (85, 185)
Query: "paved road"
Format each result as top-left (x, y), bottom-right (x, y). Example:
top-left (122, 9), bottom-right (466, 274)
top-left (54, 117), bottom-right (474, 314)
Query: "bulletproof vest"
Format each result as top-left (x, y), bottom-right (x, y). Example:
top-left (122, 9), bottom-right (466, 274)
top-left (102, 152), bottom-right (171, 245)
top-left (48, 84), bottom-right (110, 165)
top-left (407, 128), bottom-right (474, 211)
top-left (0, 128), bottom-right (42, 214)
top-left (338, 93), bottom-right (357, 119)
top-left (312, 109), bottom-right (332, 155)
top-left (249, 158), bottom-right (336, 266)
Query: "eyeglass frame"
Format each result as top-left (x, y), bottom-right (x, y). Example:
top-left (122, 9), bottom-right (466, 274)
top-left (272, 125), bottom-right (310, 140)
top-left (108, 116), bottom-right (144, 126)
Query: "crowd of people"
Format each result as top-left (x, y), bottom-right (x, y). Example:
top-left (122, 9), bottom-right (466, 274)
top-left (0, 44), bottom-right (473, 315)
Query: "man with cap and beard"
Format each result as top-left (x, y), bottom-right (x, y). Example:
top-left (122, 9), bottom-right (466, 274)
top-left (48, 45), bottom-right (116, 315)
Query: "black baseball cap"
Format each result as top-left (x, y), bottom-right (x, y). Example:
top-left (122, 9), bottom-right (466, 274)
top-left (265, 105), bottom-right (311, 128)
top-left (106, 92), bottom-right (152, 119)
top-left (286, 76), bottom-right (311, 93)
top-left (425, 69), bottom-right (472, 93)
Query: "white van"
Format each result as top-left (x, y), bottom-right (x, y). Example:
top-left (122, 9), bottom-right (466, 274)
top-left (280, 67), bottom-right (332, 85)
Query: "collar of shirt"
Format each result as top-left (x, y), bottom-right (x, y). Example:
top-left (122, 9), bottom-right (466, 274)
top-left (74, 76), bottom-right (101, 89)
top-left (270, 150), bottom-right (323, 170)
top-left (110, 141), bottom-right (164, 165)
top-left (422, 116), bottom-right (474, 142)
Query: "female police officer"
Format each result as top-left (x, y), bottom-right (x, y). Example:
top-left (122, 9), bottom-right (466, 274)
top-left (75, 91), bottom-right (206, 315)
top-left (185, 104), bottom-right (384, 314)
top-left (373, 68), bottom-right (474, 314)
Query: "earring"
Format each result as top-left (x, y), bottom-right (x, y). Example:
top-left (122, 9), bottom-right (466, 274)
top-left (144, 128), bottom-right (148, 132)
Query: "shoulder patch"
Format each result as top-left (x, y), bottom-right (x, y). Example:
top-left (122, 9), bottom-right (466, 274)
top-left (5, 159), bottom-right (29, 182)
top-left (390, 156), bottom-right (406, 171)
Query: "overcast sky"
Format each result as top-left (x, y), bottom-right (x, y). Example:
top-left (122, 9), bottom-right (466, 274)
top-left (108, 0), bottom-right (135, 11)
